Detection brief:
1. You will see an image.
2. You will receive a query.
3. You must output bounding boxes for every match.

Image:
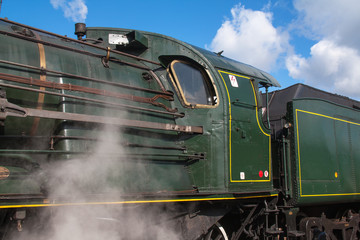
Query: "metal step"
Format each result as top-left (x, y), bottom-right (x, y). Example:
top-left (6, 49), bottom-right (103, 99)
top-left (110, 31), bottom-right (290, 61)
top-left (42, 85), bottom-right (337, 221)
top-left (266, 229), bottom-right (284, 235)
top-left (288, 230), bottom-right (305, 237)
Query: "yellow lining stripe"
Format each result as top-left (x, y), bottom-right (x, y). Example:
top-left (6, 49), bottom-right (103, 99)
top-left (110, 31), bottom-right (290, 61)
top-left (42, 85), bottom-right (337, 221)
top-left (250, 81), bottom-right (271, 137)
top-left (296, 109), bottom-right (303, 196)
top-left (218, 70), bottom-right (271, 182)
top-left (301, 193), bottom-right (360, 198)
top-left (297, 109), bottom-right (360, 126)
top-left (218, 71), bottom-right (233, 180)
top-left (296, 109), bottom-right (360, 197)
top-left (0, 194), bottom-right (278, 209)
top-left (250, 81), bottom-right (272, 181)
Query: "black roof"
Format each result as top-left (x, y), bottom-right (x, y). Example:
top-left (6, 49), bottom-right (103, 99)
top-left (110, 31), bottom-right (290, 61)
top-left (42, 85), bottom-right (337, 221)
top-left (267, 83), bottom-right (360, 120)
top-left (262, 83), bottom-right (360, 137)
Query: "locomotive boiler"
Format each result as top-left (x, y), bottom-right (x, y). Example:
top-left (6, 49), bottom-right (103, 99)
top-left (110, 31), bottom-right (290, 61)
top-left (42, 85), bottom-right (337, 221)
top-left (0, 18), bottom-right (359, 239)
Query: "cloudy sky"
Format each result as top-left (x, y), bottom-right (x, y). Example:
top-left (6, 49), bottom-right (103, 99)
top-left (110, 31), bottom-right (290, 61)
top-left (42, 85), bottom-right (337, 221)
top-left (1, 0), bottom-right (360, 100)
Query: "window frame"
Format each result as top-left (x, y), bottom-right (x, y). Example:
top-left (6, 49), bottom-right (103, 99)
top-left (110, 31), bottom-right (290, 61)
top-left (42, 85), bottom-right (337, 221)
top-left (168, 60), bottom-right (219, 108)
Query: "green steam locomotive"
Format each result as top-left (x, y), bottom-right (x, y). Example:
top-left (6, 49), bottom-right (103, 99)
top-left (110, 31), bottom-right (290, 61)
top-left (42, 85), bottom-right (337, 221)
top-left (0, 18), bottom-right (359, 239)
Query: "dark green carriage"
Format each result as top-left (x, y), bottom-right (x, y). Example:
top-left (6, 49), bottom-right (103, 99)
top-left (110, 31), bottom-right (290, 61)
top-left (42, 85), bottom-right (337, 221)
top-left (288, 98), bottom-right (360, 205)
top-left (266, 84), bottom-right (360, 206)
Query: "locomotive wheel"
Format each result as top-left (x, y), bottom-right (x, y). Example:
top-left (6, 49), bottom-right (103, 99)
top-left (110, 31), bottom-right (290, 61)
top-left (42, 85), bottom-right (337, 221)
top-left (336, 209), bottom-right (359, 240)
top-left (204, 222), bottom-right (229, 240)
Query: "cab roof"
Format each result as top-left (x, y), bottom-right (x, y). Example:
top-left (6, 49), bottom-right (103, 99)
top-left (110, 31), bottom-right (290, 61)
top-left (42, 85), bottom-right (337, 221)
top-left (86, 26), bottom-right (280, 87)
top-left (192, 46), bottom-right (281, 87)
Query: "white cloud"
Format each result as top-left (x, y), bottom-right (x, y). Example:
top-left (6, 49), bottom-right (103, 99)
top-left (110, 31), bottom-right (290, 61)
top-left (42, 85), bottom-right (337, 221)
top-left (294, 0), bottom-right (360, 49)
top-left (287, 40), bottom-right (360, 98)
top-left (209, 4), bottom-right (289, 72)
top-left (210, 1), bottom-right (360, 99)
top-left (287, 0), bottom-right (360, 99)
top-left (50, 0), bottom-right (88, 23)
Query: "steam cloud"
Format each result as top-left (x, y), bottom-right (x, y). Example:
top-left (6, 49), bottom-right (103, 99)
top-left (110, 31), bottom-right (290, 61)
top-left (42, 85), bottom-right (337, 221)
top-left (50, 0), bottom-right (88, 22)
top-left (7, 125), bottom-right (181, 239)
top-left (44, 127), bottom-right (180, 239)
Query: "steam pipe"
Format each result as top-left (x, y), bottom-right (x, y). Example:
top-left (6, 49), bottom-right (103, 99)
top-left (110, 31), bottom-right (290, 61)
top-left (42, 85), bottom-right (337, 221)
top-left (0, 18), bottom-right (161, 66)
top-left (0, 59), bottom-right (173, 96)
top-left (0, 28), bottom-right (171, 95)
top-left (0, 29), bottom-right (153, 70)
top-left (0, 72), bottom-right (177, 113)
top-left (0, 82), bottom-right (183, 117)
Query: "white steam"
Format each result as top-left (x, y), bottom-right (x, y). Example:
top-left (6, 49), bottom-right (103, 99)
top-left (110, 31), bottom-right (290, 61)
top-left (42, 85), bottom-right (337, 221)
top-left (50, 0), bottom-right (88, 22)
top-left (47, 127), bottom-right (177, 239)
top-left (9, 125), bottom-right (181, 240)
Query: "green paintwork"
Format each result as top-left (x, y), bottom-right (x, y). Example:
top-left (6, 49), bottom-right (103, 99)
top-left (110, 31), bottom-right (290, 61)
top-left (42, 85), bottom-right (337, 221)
top-left (2, 19), bottom-right (358, 211)
top-left (217, 71), bottom-right (272, 191)
top-left (288, 98), bottom-right (360, 205)
top-left (0, 20), bottom-right (279, 207)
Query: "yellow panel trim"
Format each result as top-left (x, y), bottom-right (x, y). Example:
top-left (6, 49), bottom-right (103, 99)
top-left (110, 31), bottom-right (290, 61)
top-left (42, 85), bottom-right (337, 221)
top-left (300, 193), bottom-right (360, 197)
top-left (296, 109), bottom-right (360, 197)
top-left (0, 194), bottom-right (278, 209)
top-left (295, 109), bottom-right (303, 196)
top-left (218, 71), bottom-right (233, 180)
top-left (218, 70), bottom-right (271, 182)
top-left (297, 109), bottom-right (360, 126)
top-left (250, 81), bottom-right (272, 181)
top-left (250, 81), bottom-right (271, 137)
top-left (217, 70), bottom-right (252, 80)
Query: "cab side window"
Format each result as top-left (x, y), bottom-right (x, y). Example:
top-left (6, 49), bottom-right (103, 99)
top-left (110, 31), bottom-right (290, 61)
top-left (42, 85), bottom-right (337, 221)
top-left (170, 60), bottom-right (217, 107)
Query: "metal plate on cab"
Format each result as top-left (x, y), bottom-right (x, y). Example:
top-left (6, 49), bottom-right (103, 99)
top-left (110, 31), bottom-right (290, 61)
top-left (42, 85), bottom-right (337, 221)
top-left (0, 167), bottom-right (10, 180)
top-left (108, 34), bottom-right (129, 45)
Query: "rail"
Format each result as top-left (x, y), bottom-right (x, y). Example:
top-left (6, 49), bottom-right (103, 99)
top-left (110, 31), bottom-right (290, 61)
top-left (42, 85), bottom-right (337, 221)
top-left (0, 72), bottom-right (177, 113)
top-left (0, 59), bottom-right (172, 96)
top-left (0, 98), bottom-right (202, 134)
top-left (0, 18), bottom-right (161, 66)
top-left (0, 82), bottom-right (184, 117)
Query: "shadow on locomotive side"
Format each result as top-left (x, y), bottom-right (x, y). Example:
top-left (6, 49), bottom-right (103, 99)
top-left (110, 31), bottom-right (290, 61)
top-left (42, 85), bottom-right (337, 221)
top-left (0, 18), bottom-right (359, 239)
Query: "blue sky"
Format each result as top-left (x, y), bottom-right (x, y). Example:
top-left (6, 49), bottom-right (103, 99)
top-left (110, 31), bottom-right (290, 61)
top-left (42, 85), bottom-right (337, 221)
top-left (1, 0), bottom-right (359, 100)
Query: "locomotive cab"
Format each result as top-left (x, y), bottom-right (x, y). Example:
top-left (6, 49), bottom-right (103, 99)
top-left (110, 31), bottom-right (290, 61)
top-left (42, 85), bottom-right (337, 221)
top-left (157, 48), bottom-right (281, 194)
